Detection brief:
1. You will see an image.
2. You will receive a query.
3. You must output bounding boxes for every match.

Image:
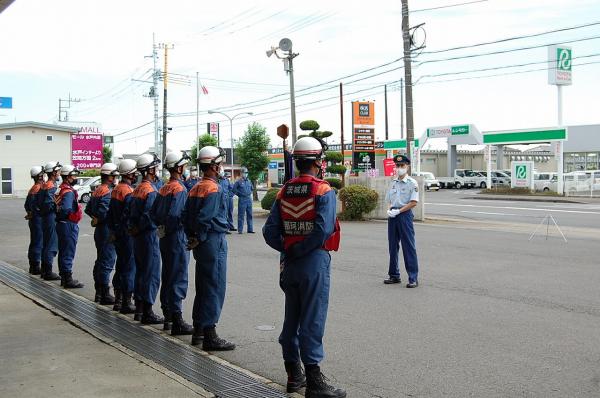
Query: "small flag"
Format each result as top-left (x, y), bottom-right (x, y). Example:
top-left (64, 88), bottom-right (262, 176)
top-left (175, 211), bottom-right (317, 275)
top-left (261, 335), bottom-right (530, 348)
top-left (201, 85), bottom-right (209, 95)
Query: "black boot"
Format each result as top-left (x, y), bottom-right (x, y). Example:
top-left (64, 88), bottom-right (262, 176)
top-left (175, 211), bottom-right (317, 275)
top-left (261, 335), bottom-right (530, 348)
top-left (202, 326), bottom-right (235, 351)
top-left (61, 273), bottom-right (84, 289)
top-left (112, 289), bottom-right (122, 311)
top-left (171, 312), bottom-right (193, 336)
top-left (41, 264), bottom-right (61, 281)
top-left (120, 292), bottom-right (136, 314)
top-left (94, 282), bottom-right (101, 302)
top-left (163, 311), bottom-right (172, 331)
top-left (133, 300), bottom-right (143, 321)
top-left (305, 365), bottom-right (346, 398)
top-left (285, 361), bottom-right (307, 393)
top-left (141, 302), bottom-right (164, 325)
top-left (191, 327), bottom-right (204, 346)
top-left (99, 285), bottom-right (115, 305)
top-left (29, 261), bottom-right (41, 275)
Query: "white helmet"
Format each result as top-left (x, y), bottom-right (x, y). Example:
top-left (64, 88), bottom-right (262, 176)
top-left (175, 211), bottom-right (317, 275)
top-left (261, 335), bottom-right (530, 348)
top-left (100, 162), bottom-right (119, 176)
top-left (30, 166), bottom-right (44, 178)
top-left (164, 151), bottom-right (191, 169)
top-left (197, 146), bottom-right (226, 165)
top-left (292, 137), bottom-right (326, 160)
top-left (118, 159), bottom-right (137, 175)
top-left (44, 161), bottom-right (62, 173)
top-left (60, 164), bottom-right (81, 176)
top-left (136, 153), bottom-right (161, 171)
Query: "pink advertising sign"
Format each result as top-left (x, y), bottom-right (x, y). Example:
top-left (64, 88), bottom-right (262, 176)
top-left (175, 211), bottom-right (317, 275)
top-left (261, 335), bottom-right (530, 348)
top-left (71, 132), bottom-right (103, 169)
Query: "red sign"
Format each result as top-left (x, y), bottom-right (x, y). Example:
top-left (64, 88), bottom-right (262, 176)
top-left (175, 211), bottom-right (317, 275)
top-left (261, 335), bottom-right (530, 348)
top-left (383, 158), bottom-right (396, 177)
top-left (71, 133), bottom-right (103, 169)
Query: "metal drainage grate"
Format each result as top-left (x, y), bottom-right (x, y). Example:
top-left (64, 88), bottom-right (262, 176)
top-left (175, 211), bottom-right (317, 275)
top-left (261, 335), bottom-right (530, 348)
top-left (0, 262), bottom-right (286, 398)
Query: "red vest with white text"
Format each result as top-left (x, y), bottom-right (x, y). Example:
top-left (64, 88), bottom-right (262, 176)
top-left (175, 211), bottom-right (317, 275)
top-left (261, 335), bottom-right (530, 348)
top-left (278, 175), bottom-right (340, 251)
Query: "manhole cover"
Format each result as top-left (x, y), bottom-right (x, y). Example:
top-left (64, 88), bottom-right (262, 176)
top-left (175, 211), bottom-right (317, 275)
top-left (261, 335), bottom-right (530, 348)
top-left (255, 325), bottom-right (276, 331)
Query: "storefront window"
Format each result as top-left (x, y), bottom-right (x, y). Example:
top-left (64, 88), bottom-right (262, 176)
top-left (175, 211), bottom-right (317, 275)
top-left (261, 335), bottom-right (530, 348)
top-left (586, 153), bottom-right (599, 170)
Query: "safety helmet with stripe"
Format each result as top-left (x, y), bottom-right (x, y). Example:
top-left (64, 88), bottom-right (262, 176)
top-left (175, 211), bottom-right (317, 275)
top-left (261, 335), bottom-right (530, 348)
top-left (136, 153), bottom-right (161, 171)
top-left (292, 137), bottom-right (327, 160)
top-left (30, 166), bottom-right (44, 178)
top-left (197, 146), bottom-right (226, 164)
top-left (44, 161), bottom-right (62, 173)
top-left (100, 162), bottom-right (119, 176)
top-left (164, 151), bottom-right (191, 169)
top-left (60, 164), bottom-right (81, 177)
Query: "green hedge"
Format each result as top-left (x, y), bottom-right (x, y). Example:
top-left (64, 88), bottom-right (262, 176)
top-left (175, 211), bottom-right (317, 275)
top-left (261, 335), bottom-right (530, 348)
top-left (325, 178), bottom-right (343, 190)
top-left (80, 169), bottom-right (100, 177)
top-left (261, 188), bottom-right (280, 210)
top-left (338, 185), bottom-right (378, 220)
top-left (326, 164), bottom-right (346, 175)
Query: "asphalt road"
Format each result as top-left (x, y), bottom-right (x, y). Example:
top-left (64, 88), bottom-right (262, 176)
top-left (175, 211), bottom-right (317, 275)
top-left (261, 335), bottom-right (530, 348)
top-left (425, 189), bottom-right (600, 230)
top-left (1, 197), bottom-right (599, 397)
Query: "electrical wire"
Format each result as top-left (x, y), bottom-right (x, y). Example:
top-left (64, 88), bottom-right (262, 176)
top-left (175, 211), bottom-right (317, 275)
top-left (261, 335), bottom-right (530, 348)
top-left (412, 0), bottom-right (489, 13)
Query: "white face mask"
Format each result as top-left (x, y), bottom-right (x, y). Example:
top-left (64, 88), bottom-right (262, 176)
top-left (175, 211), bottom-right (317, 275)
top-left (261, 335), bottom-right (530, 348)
top-left (396, 167), bottom-right (408, 177)
top-left (218, 166), bottom-right (225, 178)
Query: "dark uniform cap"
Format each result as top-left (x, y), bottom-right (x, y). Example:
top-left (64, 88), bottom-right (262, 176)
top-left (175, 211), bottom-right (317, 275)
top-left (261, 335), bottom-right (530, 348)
top-left (393, 154), bottom-right (411, 165)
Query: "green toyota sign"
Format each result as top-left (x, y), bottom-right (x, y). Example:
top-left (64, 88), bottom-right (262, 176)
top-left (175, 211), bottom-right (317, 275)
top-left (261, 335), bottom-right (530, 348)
top-left (427, 125), bottom-right (470, 138)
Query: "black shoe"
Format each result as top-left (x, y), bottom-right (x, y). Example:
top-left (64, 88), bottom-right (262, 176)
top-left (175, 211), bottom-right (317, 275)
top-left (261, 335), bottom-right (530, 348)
top-left (285, 361), bottom-right (307, 393)
top-left (406, 281), bottom-right (419, 288)
top-left (225, 231), bottom-right (232, 235)
top-left (28, 261), bottom-right (41, 275)
top-left (133, 301), bottom-right (143, 321)
top-left (94, 282), bottom-right (101, 302)
top-left (202, 326), bottom-right (235, 351)
top-left (229, 228), bottom-right (237, 232)
top-left (141, 302), bottom-right (164, 325)
top-left (191, 327), bottom-right (204, 346)
top-left (120, 292), bottom-right (136, 314)
top-left (41, 265), bottom-right (61, 281)
top-left (112, 289), bottom-right (122, 311)
top-left (305, 365), bottom-right (346, 398)
top-left (247, 231), bottom-right (255, 234)
top-left (383, 277), bottom-right (401, 285)
top-left (61, 273), bottom-right (84, 289)
top-left (99, 285), bottom-right (115, 305)
top-left (163, 311), bottom-right (172, 331)
top-left (171, 312), bottom-right (193, 336)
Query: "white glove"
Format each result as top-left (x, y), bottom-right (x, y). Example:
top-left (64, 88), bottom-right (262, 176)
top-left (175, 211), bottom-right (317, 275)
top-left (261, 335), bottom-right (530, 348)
top-left (387, 209), bottom-right (401, 218)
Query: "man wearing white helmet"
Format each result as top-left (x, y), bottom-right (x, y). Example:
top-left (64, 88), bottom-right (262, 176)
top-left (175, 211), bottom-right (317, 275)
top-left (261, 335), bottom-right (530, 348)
top-left (128, 153), bottom-right (164, 324)
top-left (37, 161), bottom-right (63, 280)
top-left (107, 159), bottom-right (138, 315)
top-left (151, 151), bottom-right (194, 335)
top-left (183, 146), bottom-right (235, 350)
top-left (184, 165), bottom-right (200, 192)
top-left (262, 137), bottom-right (345, 397)
top-left (233, 166), bottom-right (254, 234)
top-left (55, 165), bottom-right (85, 289)
top-left (24, 166), bottom-right (45, 275)
top-left (85, 163), bottom-right (119, 305)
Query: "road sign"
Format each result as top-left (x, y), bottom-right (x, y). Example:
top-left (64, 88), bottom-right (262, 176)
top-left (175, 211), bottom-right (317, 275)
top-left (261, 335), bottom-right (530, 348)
top-left (352, 102), bottom-right (375, 171)
top-left (268, 161), bottom-right (278, 169)
top-left (277, 124), bottom-right (289, 140)
top-left (511, 161), bottom-right (534, 189)
top-left (548, 45), bottom-right (572, 85)
top-left (0, 97), bottom-right (13, 109)
top-left (207, 122), bottom-right (219, 139)
top-left (103, 135), bottom-right (114, 144)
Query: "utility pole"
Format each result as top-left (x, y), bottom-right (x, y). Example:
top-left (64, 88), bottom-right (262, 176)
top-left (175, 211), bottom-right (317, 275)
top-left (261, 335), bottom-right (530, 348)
top-left (196, 71), bottom-right (200, 150)
top-left (144, 34), bottom-right (160, 160)
top-left (287, 55), bottom-right (298, 144)
top-left (58, 93), bottom-right (81, 122)
top-left (160, 43), bottom-right (174, 163)
top-left (401, 0), bottom-right (415, 158)
top-left (384, 84), bottom-right (389, 141)
top-left (339, 82), bottom-right (345, 187)
top-left (400, 78), bottom-right (404, 141)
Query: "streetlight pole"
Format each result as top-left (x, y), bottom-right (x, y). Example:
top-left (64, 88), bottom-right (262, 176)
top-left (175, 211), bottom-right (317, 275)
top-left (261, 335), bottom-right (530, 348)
top-left (207, 110), bottom-right (253, 178)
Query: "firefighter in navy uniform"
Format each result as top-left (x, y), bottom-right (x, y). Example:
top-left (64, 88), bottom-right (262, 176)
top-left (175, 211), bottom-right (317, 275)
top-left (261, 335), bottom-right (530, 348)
top-left (151, 151), bottom-right (194, 335)
top-left (383, 154), bottom-right (420, 288)
top-left (262, 137), bottom-right (346, 398)
top-left (183, 146), bottom-right (235, 351)
top-left (55, 165), bottom-right (85, 289)
top-left (86, 163), bottom-right (119, 305)
top-left (184, 166), bottom-right (200, 191)
top-left (38, 161), bottom-right (62, 281)
top-left (24, 166), bottom-right (45, 275)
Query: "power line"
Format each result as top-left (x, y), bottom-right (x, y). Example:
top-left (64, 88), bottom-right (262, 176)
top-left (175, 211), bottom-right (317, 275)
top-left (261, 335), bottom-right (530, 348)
top-left (412, 0), bottom-right (489, 13)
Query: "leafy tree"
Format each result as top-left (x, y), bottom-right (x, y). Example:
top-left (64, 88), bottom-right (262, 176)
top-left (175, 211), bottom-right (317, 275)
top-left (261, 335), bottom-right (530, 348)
top-left (190, 134), bottom-right (218, 165)
top-left (103, 145), bottom-right (112, 163)
top-left (236, 122), bottom-right (270, 200)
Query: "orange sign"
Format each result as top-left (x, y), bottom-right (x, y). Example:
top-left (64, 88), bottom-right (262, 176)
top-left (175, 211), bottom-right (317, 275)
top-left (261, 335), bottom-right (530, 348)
top-left (352, 102), bottom-right (375, 126)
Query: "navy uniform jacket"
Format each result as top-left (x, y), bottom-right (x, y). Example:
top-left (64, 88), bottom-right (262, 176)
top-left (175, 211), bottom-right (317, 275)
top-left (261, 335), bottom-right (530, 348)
top-left (233, 178), bottom-right (253, 199)
top-left (151, 178), bottom-right (187, 235)
top-left (25, 182), bottom-right (43, 217)
top-left (128, 180), bottom-right (158, 233)
top-left (85, 183), bottom-right (112, 224)
top-left (183, 178), bottom-right (228, 242)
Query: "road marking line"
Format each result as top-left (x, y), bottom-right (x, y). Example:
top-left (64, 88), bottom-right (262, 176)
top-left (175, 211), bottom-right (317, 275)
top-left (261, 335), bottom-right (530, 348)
top-left (425, 202), bottom-right (600, 215)
top-left (460, 211), bottom-right (518, 216)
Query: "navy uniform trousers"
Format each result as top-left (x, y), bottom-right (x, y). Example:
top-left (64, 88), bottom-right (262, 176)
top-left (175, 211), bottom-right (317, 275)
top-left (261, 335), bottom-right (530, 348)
top-left (387, 210), bottom-right (419, 284)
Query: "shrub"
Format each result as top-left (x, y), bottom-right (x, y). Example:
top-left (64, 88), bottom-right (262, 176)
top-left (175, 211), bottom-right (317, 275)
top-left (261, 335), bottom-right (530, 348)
top-left (326, 164), bottom-right (347, 176)
top-left (325, 178), bottom-right (343, 190)
top-left (299, 120), bottom-right (320, 131)
top-left (261, 188), bottom-right (280, 211)
top-left (325, 151), bottom-right (344, 163)
top-left (338, 185), bottom-right (378, 220)
top-left (80, 169), bottom-right (100, 177)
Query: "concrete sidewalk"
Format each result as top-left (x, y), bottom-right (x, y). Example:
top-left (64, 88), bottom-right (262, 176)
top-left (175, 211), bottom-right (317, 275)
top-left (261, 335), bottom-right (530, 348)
top-left (0, 282), bottom-right (204, 398)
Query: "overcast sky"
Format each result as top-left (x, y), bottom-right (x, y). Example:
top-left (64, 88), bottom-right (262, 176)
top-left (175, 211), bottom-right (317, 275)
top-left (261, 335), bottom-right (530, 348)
top-left (1, 0), bottom-right (599, 155)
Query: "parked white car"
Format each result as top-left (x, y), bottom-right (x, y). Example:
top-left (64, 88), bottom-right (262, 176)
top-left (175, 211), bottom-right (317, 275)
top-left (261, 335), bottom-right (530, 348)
top-left (74, 176), bottom-right (100, 203)
top-left (534, 172), bottom-right (557, 192)
top-left (412, 172), bottom-right (440, 191)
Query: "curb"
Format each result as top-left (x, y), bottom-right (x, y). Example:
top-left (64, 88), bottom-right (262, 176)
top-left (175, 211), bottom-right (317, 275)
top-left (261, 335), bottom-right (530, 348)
top-left (467, 195), bottom-right (585, 204)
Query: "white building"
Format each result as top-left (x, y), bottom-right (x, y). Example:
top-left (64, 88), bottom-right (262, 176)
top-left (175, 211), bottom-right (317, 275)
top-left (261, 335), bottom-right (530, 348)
top-left (0, 122), bottom-right (79, 197)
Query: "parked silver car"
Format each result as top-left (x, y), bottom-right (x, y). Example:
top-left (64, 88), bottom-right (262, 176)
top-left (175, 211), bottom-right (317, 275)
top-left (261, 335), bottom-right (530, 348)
top-left (74, 176), bottom-right (100, 203)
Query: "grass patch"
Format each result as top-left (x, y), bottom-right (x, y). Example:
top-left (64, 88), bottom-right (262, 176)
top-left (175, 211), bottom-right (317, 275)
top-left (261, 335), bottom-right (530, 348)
top-left (481, 187), bottom-right (561, 196)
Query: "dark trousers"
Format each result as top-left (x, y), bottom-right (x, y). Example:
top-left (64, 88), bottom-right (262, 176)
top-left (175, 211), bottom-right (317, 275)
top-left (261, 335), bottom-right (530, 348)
top-left (387, 211), bottom-right (419, 283)
top-left (159, 229), bottom-right (190, 314)
top-left (93, 224), bottom-right (116, 286)
top-left (56, 221), bottom-right (79, 275)
top-left (133, 230), bottom-right (161, 305)
top-left (28, 217), bottom-right (43, 263)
